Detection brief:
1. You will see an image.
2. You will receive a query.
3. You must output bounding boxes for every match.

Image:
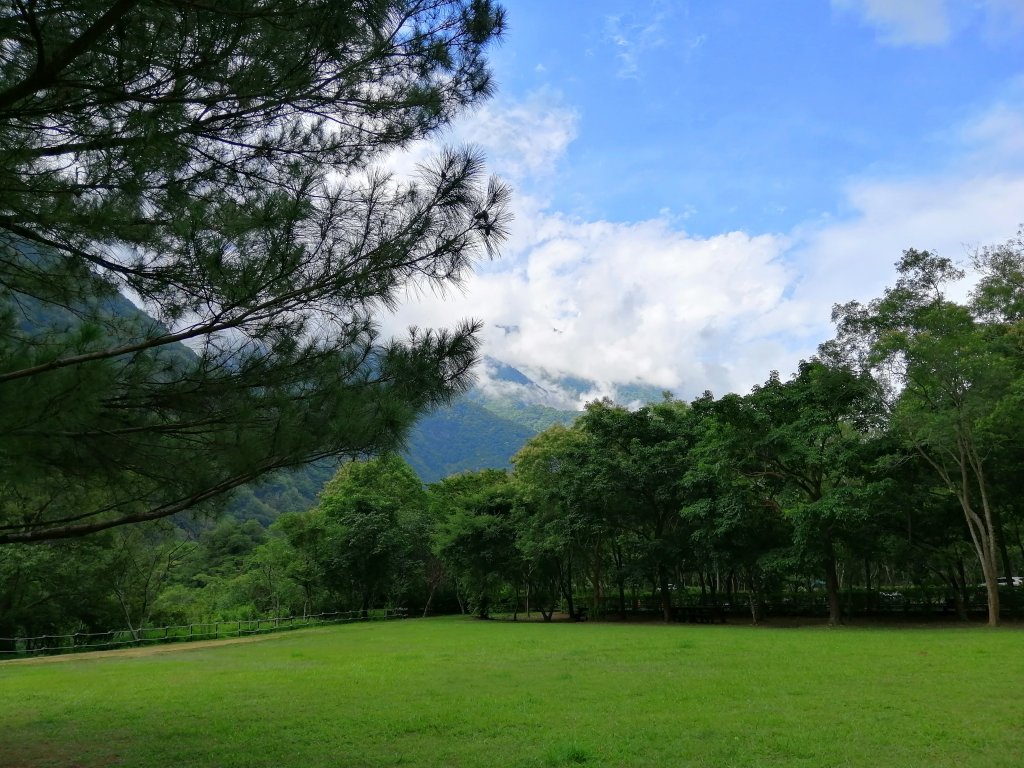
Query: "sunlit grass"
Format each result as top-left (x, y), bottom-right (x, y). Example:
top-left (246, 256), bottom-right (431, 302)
top-left (2, 617), bottom-right (1022, 767)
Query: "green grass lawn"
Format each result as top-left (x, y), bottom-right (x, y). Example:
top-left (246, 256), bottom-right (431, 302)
top-left (1, 617), bottom-right (1022, 768)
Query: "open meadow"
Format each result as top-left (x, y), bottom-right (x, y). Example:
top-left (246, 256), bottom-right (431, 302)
top-left (1, 617), bottom-right (1022, 768)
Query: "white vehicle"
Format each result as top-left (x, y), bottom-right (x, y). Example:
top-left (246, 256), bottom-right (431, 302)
top-left (975, 577), bottom-right (1023, 587)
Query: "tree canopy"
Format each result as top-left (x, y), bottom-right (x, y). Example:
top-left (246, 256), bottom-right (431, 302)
top-left (0, 0), bottom-right (509, 543)
top-left (831, 245), bottom-right (1024, 625)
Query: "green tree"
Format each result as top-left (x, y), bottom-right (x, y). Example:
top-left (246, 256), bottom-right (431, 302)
top-left (704, 363), bottom-right (879, 625)
top-left (969, 231), bottom-right (1024, 587)
top-left (0, 0), bottom-right (509, 543)
top-left (0, 536), bottom-right (122, 646)
top-left (578, 399), bottom-right (696, 622)
top-left (431, 469), bottom-right (521, 618)
top-left (240, 537), bottom-right (307, 618)
top-left (193, 519), bottom-right (267, 577)
top-left (512, 424), bottom-right (597, 620)
top-left (832, 246), bottom-right (1024, 625)
top-left (313, 454), bottom-right (429, 614)
top-left (271, 511), bottom-right (329, 616)
top-left (684, 394), bottom-right (793, 623)
top-left (106, 523), bottom-right (192, 638)
top-left (865, 445), bottom-right (978, 620)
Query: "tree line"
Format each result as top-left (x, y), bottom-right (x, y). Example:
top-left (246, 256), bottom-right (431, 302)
top-left (1, 2), bottom-right (1022, 636)
top-left (4, 233), bottom-right (1023, 637)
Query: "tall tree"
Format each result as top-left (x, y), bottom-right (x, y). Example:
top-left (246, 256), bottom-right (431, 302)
top-left (0, 0), bottom-right (509, 543)
top-left (106, 523), bottom-right (191, 639)
top-left (832, 246), bottom-right (1024, 626)
top-left (578, 399), bottom-right (696, 622)
top-left (430, 469), bottom-right (521, 619)
top-left (512, 424), bottom-right (599, 620)
top-left (705, 363), bottom-right (879, 625)
top-left (684, 394), bottom-right (793, 623)
top-left (314, 454), bottom-right (430, 614)
top-left (0, 535), bottom-right (122, 646)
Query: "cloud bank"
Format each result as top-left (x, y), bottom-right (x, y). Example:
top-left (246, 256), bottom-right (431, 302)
top-left (831, 0), bottom-right (950, 46)
top-left (379, 87), bottom-right (1024, 404)
top-left (831, 0), bottom-right (1024, 46)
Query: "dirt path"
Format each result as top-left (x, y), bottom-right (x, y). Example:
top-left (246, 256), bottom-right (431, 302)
top-left (0, 627), bottom-right (329, 666)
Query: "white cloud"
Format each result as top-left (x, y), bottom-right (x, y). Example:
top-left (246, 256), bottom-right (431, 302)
top-left (382, 89), bottom-right (578, 184)
top-left (380, 85), bottom-right (1024, 405)
top-left (386, 198), bottom-right (795, 400)
top-left (604, 5), bottom-right (671, 80)
top-left (385, 166), bottom-right (1024, 402)
top-left (455, 91), bottom-right (579, 181)
top-left (832, 0), bottom-right (951, 46)
top-left (832, 0), bottom-right (1024, 46)
top-left (785, 174), bottom-right (1024, 319)
top-left (745, 92), bottom-right (1024, 368)
top-left (960, 99), bottom-right (1024, 166)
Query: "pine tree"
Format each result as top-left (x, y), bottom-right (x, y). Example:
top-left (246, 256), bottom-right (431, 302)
top-left (0, 0), bottom-right (509, 542)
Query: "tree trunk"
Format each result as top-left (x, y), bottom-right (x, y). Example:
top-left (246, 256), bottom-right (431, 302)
top-left (747, 566), bottom-right (764, 624)
top-left (965, 498), bottom-right (1001, 627)
top-left (945, 568), bottom-right (969, 621)
top-left (748, 592), bottom-right (763, 624)
top-left (976, 541), bottom-right (1001, 627)
top-left (422, 582), bottom-right (437, 618)
top-left (611, 543), bottom-right (627, 617)
top-left (824, 550), bottom-right (842, 626)
top-left (114, 589), bottom-right (141, 642)
top-left (658, 564), bottom-right (673, 622)
top-left (560, 552), bottom-right (575, 620)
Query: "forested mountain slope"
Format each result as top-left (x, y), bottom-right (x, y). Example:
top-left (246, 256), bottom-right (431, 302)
top-left (225, 369), bottom-right (582, 521)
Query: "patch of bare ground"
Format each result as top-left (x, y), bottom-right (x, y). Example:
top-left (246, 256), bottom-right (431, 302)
top-left (0, 628), bottom-right (328, 666)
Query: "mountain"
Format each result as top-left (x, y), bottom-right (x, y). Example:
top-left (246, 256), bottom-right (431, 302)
top-left (223, 403), bottom-right (552, 522)
top-left (224, 359), bottom-right (584, 520)
top-left (391, 358), bottom-right (668, 484)
top-left (223, 357), bottom-right (675, 521)
top-left (403, 399), bottom-right (537, 482)
top-left (473, 356), bottom-right (668, 410)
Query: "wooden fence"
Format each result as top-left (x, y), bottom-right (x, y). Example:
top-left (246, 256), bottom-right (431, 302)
top-left (0, 607), bottom-right (407, 659)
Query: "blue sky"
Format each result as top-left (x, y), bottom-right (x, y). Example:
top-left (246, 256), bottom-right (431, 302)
top-left (494, 0), bottom-right (1022, 232)
top-left (386, 0), bottom-right (1024, 406)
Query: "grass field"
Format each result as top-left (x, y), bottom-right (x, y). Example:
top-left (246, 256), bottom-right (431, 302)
top-left (1, 617), bottom-right (1022, 768)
